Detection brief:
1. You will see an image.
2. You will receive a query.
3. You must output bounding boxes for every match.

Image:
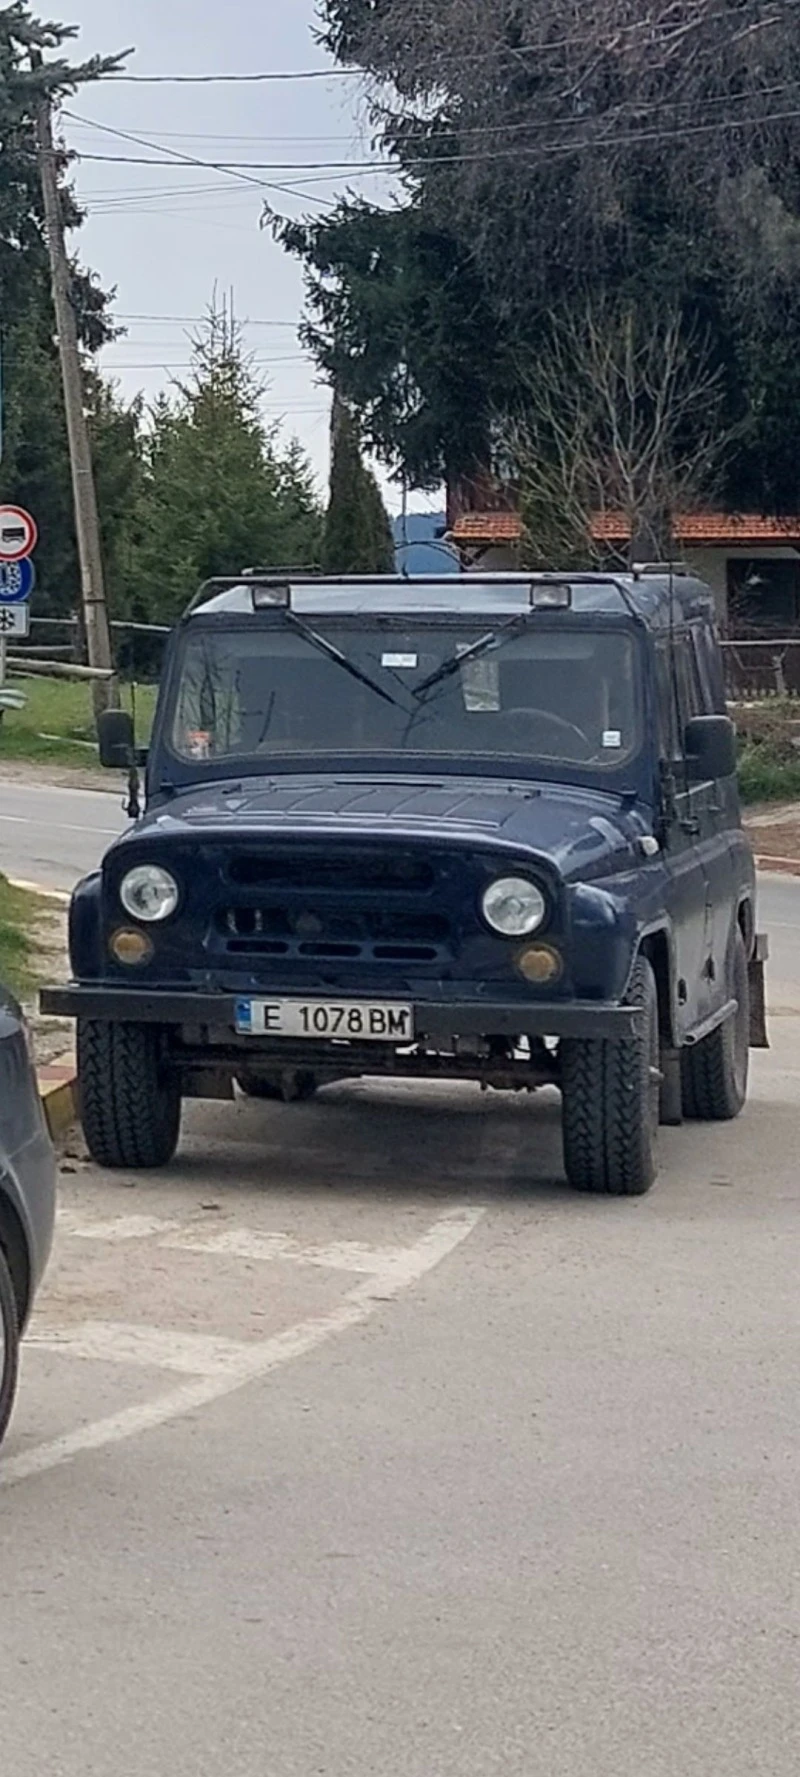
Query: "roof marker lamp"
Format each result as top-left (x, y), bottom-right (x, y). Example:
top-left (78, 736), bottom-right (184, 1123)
top-left (531, 583), bottom-right (572, 609)
top-left (249, 581), bottom-right (291, 610)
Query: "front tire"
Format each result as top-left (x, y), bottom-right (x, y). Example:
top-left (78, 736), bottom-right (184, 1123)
top-left (78, 1020), bottom-right (181, 1169)
top-left (0, 1248), bottom-right (20, 1451)
top-left (681, 930), bottom-right (749, 1121)
top-left (561, 956), bottom-right (660, 1196)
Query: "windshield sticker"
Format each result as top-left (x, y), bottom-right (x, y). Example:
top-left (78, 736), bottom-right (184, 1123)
top-left (186, 729), bottom-right (212, 760)
top-left (382, 652), bottom-right (418, 669)
top-left (602, 730), bottom-right (622, 749)
top-left (458, 648), bottom-right (501, 711)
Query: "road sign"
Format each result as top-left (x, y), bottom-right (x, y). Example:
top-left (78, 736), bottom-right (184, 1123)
top-left (0, 505), bottom-right (37, 563)
top-left (0, 557), bottom-right (35, 603)
top-left (0, 604), bottom-right (30, 637)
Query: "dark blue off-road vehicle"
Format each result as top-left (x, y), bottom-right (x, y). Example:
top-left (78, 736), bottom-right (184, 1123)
top-left (43, 570), bottom-right (767, 1195)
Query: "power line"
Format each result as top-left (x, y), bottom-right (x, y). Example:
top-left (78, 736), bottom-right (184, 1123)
top-left (112, 313), bottom-right (300, 327)
top-left (63, 108), bottom-right (340, 209)
top-left (99, 9), bottom-right (788, 84)
top-left (72, 101), bottom-right (800, 178)
top-left (107, 68), bottom-right (358, 85)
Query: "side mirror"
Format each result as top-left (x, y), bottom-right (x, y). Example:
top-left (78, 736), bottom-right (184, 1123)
top-left (97, 708), bottom-right (135, 770)
top-left (684, 714), bottom-right (737, 780)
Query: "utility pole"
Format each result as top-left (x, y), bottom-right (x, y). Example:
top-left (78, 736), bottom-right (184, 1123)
top-left (33, 75), bottom-right (116, 713)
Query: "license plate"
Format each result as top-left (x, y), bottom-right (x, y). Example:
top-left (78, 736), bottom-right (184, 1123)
top-left (234, 998), bottom-right (414, 1043)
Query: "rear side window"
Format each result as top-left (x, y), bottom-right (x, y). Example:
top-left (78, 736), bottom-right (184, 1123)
top-left (691, 622), bottom-right (726, 713)
top-left (655, 635), bottom-right (707, 760)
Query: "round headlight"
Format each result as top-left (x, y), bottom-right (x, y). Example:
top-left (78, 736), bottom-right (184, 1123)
top-left (120, 864), bottom-right (179, 924)
top-left (482, 876), bottom-right (546, 937)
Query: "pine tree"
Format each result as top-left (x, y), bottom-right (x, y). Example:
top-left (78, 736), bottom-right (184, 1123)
top-left (124, 304), bottom-right (323, 622)
top-left (322, 395), bottom-right (394, 575)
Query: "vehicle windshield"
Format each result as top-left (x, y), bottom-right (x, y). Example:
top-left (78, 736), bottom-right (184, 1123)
top-left (168, 617), bottom-right (641, 771)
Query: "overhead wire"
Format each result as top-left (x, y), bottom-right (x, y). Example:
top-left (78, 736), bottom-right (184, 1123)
top-left (71, 102), bottom-right (800, 177)
top-left (101, 8), bottom-right (795, 84)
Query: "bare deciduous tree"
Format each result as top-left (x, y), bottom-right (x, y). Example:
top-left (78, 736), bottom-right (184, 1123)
top-left (500, 303), bottom-right (731, 568)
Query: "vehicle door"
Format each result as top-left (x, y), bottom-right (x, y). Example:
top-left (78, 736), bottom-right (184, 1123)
top-left (654, 637), bottom-right (714, 1038)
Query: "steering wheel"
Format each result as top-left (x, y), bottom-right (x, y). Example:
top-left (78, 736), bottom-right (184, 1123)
top-left (499, 708), bottom-right (594, 760)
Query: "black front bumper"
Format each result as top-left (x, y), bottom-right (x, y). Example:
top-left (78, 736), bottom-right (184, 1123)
top-left (40, 984), bottom-right (641, 1042)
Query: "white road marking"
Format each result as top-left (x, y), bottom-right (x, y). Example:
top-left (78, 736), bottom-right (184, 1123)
top-left (161, 1227), bottom-right (413, 1275)
top-left (58, 1212), bottom-right (184, 1243)
top-left (4, 1205), bottom-right (484, 1487)
top-left (27, 1321), bottom-right (259, 1377)
top-left (0, 814), bottom-right (119, 835)
top-left (59, 1210), bottom-right (438, 1277)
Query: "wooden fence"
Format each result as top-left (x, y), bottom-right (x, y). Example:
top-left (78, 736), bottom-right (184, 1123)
top-left (720, 642), bottom-right (800, 702)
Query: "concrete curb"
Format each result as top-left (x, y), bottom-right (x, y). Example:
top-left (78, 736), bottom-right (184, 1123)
top-left (7, 878), bottom-right (71, 905)
top-left (753, 855), bottom-right (800, 876)
top-left (37, 1055), bottom-right (78, 1142)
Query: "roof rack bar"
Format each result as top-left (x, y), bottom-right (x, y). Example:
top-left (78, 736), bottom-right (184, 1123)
top-left (181, 568), bottom-right (649, 624)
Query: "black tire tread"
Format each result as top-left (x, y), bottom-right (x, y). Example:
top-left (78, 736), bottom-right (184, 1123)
top-left (78, 1019), bottom-right (181, 1169)
top-left (0, 1247), bottom-right (20, 1451)
top-left (561, 958), bottom-right (658, 1197)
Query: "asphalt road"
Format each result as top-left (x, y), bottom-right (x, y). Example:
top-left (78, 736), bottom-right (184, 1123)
top-left (1, 776), bottom-right (799, 1775)
top-left (0, 776), bottom-right (126, 892)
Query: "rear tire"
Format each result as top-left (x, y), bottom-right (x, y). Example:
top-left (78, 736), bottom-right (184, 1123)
top-left (561, 957), bottom-right (660, 1196)
top-left (78, 1019), bottom-right (181, 1169)
top-left (0, 1248), bottom-right (20, 1451)
top-left (681, 930), bottom-right (749, 1121)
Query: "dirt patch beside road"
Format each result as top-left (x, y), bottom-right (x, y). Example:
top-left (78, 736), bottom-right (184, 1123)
top-left (744, 803), bottom-right (800, 872)
top-left (0, 758), bottom-right (113, 794)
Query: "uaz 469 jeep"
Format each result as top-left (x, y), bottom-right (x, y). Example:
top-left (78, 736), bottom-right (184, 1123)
top-left (43, 570), bottom-right (767, 1195)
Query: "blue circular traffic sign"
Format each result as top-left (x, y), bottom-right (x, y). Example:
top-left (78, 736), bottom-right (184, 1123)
top-left (0, 558), bottom-right (35, 603)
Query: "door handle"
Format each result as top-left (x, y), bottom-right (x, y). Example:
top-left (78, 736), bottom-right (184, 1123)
top-left (679, 818), bottom-right (700, 836)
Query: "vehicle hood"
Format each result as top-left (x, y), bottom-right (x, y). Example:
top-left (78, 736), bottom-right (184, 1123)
top-left (118, 773), bottom-right (653, 883)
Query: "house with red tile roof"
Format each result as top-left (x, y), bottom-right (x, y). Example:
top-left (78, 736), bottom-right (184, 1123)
top-left (591, 514), bottom-right (800, 632)
top-left (446, 484), bottom-right (800, 632)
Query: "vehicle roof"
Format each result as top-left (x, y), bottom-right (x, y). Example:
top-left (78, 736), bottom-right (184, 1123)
top-left (188, 571), bottom-right (716, 628)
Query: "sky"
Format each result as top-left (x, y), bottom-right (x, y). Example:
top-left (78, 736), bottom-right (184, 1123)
top-left (60, 0), bottom-right (430, 511)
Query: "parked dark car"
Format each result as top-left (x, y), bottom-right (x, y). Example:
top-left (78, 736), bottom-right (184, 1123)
top-left (42, 569), bottom-right (767, 1196)
top-left (0, 981), bottom-right (57, 1445)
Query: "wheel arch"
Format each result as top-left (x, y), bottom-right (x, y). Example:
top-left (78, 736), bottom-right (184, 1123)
top-left (736, 893), bottom-right (755, 960)
top-left (639, 927), bottom-right (675, 1047)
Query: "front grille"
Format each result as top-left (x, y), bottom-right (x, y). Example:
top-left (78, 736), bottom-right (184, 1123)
top-left (219, 904), bottom-right (450, 965)
top-left (229, 850), bottom-right (435, 893)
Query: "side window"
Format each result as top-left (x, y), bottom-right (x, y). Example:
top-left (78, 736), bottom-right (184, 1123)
top-left (654, 642), bottom-right (679, 759)
top-left (675, 637), bottom-right (704, 730)
top-left (655, 636), bottom-right (702, 760)
top-left (691, 622), bottom-right (726, 713)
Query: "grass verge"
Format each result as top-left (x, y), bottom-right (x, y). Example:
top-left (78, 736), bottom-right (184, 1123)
top-left (0, 677), bottom-right (156, 768)
top-left (0, 876), bottom-right (49, 1001)
top-left (738, 746), bottom-right (800, 805)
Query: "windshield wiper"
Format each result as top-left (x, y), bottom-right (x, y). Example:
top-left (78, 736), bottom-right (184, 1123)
top-left (412, 612), bottom-right (533, 699)
top-left (282, 611), bottom-right (413, 712)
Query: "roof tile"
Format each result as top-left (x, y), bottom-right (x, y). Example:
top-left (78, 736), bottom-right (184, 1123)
top-left (451, 511), bottom-right (524, 543)
top-left (591, 512), bottom-right (800, 545)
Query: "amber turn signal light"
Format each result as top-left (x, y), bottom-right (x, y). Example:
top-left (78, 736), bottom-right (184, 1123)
top-left (109, 928), bottom-right (154, 967)
top-left (516, 943), bottom-right (562, 985)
